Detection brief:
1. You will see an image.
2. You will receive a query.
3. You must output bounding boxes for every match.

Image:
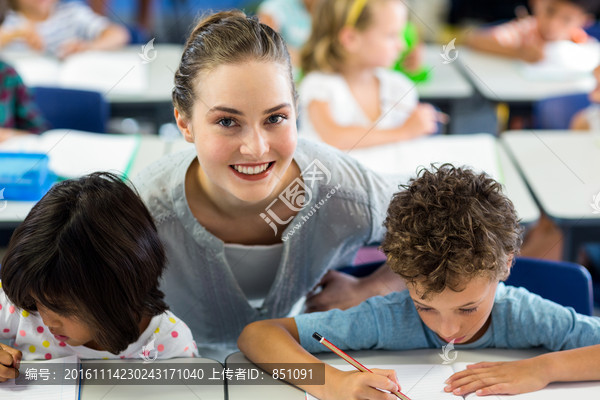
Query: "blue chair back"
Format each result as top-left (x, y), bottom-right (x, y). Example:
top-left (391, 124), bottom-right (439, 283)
top-left (533, 93), bottom-right (590, 130)
top-left (31, 86), bottom-right (109, 133)
top-left (505, 257), bottom-right (594, 316)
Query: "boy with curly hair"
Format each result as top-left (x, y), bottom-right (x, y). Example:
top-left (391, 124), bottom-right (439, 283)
top-left (238, 164), bottom-right (600, 400)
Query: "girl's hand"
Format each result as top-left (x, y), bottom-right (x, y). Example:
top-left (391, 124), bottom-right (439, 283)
top-left (444, 358), bottom-right (550, 396)
top-left (402, 103), bottom-right (438, 138)
top-left (58, 40), bottom-right (91, 58)
top-left (0, 343), bottom-right (22, 382)
top-left (321, 368), bottom-right (401, 400)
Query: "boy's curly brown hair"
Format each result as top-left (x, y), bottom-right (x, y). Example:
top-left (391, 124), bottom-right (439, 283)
top-left (381, 164), bottom-right (523, 299)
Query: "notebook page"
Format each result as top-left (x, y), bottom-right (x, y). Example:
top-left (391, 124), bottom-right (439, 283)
top-left (0, 355), bottom-right (79, 400)
top-left (306, 364), bottom-right (462, 400)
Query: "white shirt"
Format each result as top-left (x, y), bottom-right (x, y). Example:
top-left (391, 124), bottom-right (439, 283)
top-left (224, 242), bottom-right (284, 308)
top-left (298, 68), bottom-right (418, 142)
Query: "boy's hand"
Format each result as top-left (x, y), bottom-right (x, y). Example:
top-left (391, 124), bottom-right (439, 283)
top-left (322, 368), bottom-right (401, 400)
top-left (0, 343), bottom-right (22, 382)
top-left (444, 358), bottom-right (550, 396)
top-left (517, 36), bottom-right (545, 63)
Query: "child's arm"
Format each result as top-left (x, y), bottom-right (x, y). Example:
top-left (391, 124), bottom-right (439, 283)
top-left (238, 318), bottom-right (401, 400)
top-left (58, 24), bottom-right (130, 58)
top-left (465, 24), bottom-right (545, 63)
top-left (444, 344), bottom-right (600, 396)
top-left (307, 101), bottom-right (438, 150)
top-left (0, 22), bottom-right (44, 51)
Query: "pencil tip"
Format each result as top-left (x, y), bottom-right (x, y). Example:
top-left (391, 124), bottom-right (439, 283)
top-left (312, 332), bottom-right (323, 341)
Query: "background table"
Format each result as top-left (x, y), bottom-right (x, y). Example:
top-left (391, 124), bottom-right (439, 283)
top-left (501, 131), bottom-right (600, 261)
top-left (0, 134), bottom-right (167, 231)
top-left (346, 133), bottom-right (540, 225)
top-left (3, 45), bottom-right (184, 128)
top-left (457, 48), bottom-right (596, 103)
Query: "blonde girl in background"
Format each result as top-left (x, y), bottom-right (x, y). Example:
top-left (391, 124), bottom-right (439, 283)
top-left (298, 0), bottom-right (439, 149)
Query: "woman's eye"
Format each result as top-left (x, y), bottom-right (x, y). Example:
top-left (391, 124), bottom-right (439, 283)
top-left (267, 114), bottom-right (285, 124)
top-left (460, 308), bottom-right (478, 315)
top-left (218, 118), bottom-right (236, 127)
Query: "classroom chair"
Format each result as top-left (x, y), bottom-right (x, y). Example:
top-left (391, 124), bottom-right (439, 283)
top-left (505, 257), bottom-right (594, 316)
top-left (342, 253), bottom-right (594, 315)
top-left (31, 86), bottom-right (109, 133)
top-left (533, 93), bottom-right (590, 130)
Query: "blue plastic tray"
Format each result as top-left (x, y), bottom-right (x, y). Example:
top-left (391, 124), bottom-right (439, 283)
top-left (0, 152), bottom-right (56, 201)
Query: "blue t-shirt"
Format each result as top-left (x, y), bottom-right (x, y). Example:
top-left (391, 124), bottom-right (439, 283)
top-left (295, 283), bottom-right (600, 353)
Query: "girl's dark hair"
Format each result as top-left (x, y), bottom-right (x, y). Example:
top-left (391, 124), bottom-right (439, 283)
top-left (173, 9), bottom-right (296, 119)
top-left (1, 172), bottom-right (168, 354)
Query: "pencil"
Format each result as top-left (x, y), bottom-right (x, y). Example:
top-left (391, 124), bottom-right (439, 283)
top-left (312, 332), bottom-right (412, 400)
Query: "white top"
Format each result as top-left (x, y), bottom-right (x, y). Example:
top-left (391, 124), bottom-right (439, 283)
top-left (298, 68), bottom-right (418, 142)
top-left (2, 2), bottom-right (110, 57)
top-left (582, 104), bottom-right (600, 131)
top-left (0, 288), bottom-right (198, 360)
top-left (224, 242), bottom-right (284, 308)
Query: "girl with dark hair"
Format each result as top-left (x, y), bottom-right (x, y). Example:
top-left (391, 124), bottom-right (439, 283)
top-left (0, 172), bottom-right (196, 381)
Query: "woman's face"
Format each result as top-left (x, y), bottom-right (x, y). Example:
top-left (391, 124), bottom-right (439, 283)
top-left (176, 60), bottom-right (297, 206)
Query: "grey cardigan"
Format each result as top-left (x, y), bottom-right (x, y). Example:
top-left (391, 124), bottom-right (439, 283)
top-left (133, 139), bottom-right (396, 351)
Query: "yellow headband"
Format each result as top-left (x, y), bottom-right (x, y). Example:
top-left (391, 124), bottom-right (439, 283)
top-left (345, 0), bottom-right (368, 27)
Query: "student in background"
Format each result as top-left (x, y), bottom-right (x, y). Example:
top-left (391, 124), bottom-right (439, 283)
top-left (465, 0), bottom-right (599, 62)
top-left (257, 0), bottom-right (318, 68)
top-left (0, 0), bottom-right (129, 58)
top-left (239, 164), bottom-right (600, 399)
top-left (0, 0), bottom-right (46, 142)
top-left (298, 0), bottom-right (438, 150)
top-left (571, 64), bottom-right (600, 129)
top-left (0, 172), bottom-right (196, 373)
top-left (133, 10), bottom-right (406, 360)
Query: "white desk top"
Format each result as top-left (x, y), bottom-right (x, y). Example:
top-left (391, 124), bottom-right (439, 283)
top-left (3, 44), bottom-right (183, 104)
top-left (80, 357), bottom-right (224, 400)
top-left (346, 134), bottom-right (540, 224)
top-left (458, 48), bottom-right (596, 102)
top-left (501, 130), bottom-right (600, 222)
top-left (416, 45), bottom-right (474, 100)
top-left (0, 134), bottom-right (168, 227)
top-left (227, 347), bottom-right (600, 400)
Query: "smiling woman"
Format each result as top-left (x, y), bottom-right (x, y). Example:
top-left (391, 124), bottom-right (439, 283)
top-left (133, 10), bottom-right (406, 359)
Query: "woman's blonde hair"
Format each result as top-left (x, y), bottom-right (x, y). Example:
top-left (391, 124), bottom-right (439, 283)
top-left (300, 0), bottom-right (396, 74)
top-left (173, 10), bottom-right (296, 119)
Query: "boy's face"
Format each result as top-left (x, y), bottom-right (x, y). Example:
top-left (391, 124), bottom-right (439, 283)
top-left (533, 0), bottom-right (590, 41)
top-left (408, 276), bottom-right (498, 344)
